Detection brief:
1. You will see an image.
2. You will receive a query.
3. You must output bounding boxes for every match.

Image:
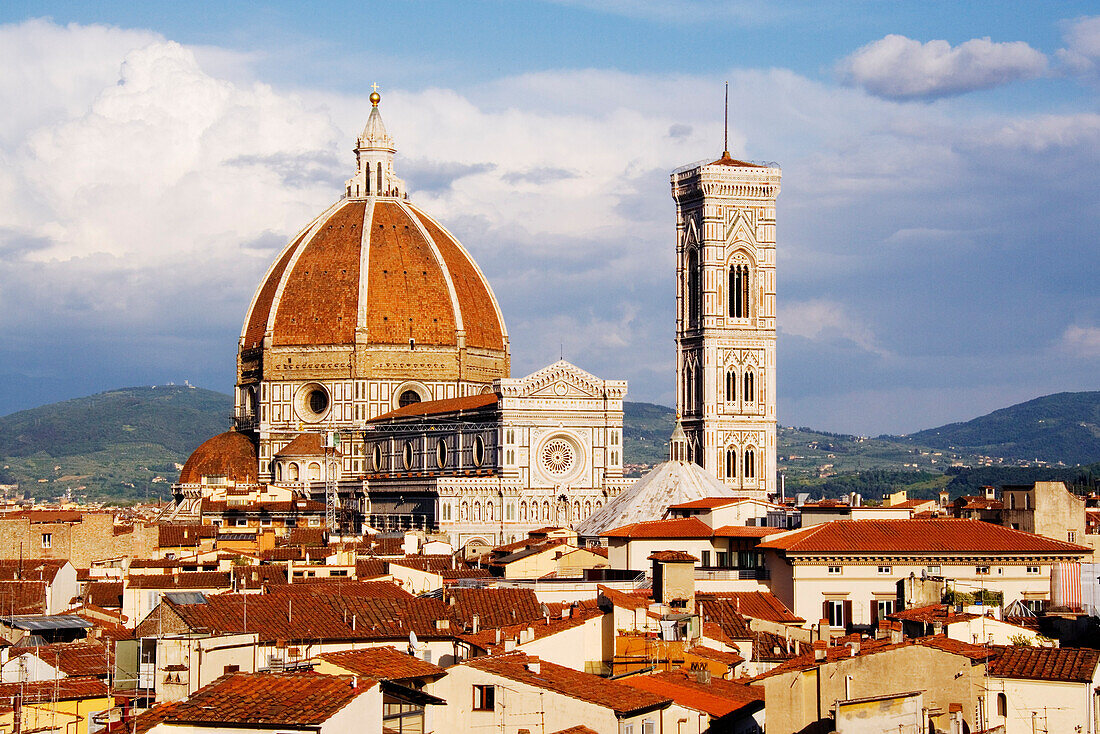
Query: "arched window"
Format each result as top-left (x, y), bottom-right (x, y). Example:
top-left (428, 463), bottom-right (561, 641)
top-left (376, 162), bottom-right (383, 193)
top-left (288, 463), bottom-right (299, 482)
top-left (275, 463), bottom-right (283, 482)
top-left (399, 390), bottom-right (421, 408)
top-left (726, 369), bottom-right (735, 403)
top-left (308, 462), bottom-right (321, 481)
top-left (996, 693), bottom-right (1007, 718)
top-left (744, 448), bottom-right (755, 479)
top-left (729, 264), bottom-right (750, 317)
top-left (1025, 493), bottom-right (1031, 510)
top-left (726, 448), bottom-right (737, 479)
top-left (695, 364), bottom-right (704, 415)
top-left (743, 371), bottom-right (755, 403)
top-left (684, 364), bottom-right (694, 415)
top-left (687, 249), bottom-right (701, 327)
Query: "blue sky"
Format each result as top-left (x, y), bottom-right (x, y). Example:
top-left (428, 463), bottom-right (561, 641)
top-left (0, 1), bottom-right (1098, 435)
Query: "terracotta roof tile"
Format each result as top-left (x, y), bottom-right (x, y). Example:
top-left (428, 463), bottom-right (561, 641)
top-left (687, 644), bottom-right (744, 667)
top-left (0, 559), bottom-right (67, 582)
top-left (621, 670), bottom-right (761, 717)
top-left (126, 572), bottom-right (231, 590)
top-left (447, 587), bottom-right (544, 630)
top-left (668, 498), bottom-right (742, 510)
top-left (709, 152), bottom-right (766, 168)
top-left (168, 672), bottom-right (372, 726)
top-left (988, 646), bottom-right (1100, 682)
top-left (457, 605), bottom-right (605, 653)
top-left (0, 677), bottom-right (109, 706)
top-left (84, 581), bottom-right (123, 609)
top-left (16, 641), bottom-right (112, 677)
top-left (158, 524), bottom-right (216, 547)
top-left (696, 592), bottom-right (803, 624)
top-left (598, 585), bottom-right (652, 611)
top-left (602, 517), bottom-right (712, 539)
top-left (178, 432), bottom-right (258, 485)
top-left (757, 519), bottom-right (1091, 554)
top-left (887, 604), bottom-right (978, 626)
top-left (317, 646), bottom-right (445, 681)
top-left (371, 393), bottom-right (499, 421)
top-left (275, 433), bottom-right (328, 457)
top-left (648, 550), bottom-right (698, 562)
top-left (270, 580), bottom-right (414, 600)
top-left (409, 203), bottom-right (506, 351)
top-left (466, 653), bottom-right (669, 715)
top-left (711, 525), bottom-right (784, 538)
top-left (242, 232), bottom-right (302, 349)
top-left (0, 580), bottom-right (47, 614)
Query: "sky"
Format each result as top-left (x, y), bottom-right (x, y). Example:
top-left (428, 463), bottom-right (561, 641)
top-left (0, 1), bottom-right (1098, 436)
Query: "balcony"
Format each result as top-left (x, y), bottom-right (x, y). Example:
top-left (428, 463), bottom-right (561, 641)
top-left (233, 410), bottom-right (258, 431)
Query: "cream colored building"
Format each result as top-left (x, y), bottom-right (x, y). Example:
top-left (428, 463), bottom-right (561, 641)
top-left (983, 646), bottom-right (1100, 734)
top-left (672, 152), bottom-right (780, 497)
top-left (758, 519), bottom-right (1092, 630)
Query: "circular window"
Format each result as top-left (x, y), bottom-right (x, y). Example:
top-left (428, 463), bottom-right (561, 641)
top-left (399, 390), bottom-right (422, 408)
top-left (402, 441), bottom-right (414, 470)
top-left (294, 383), bottom-right (330, 422)
top-left (436, 439), bottom-right (448, 469)
top-left (541, 438), bottom-right (576, 475)
top-left (472, 435), bottom-right (485, 467)
top-left (371, 444), bottom-right (382, 472)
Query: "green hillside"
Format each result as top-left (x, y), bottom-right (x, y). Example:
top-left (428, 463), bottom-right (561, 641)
top-left (2, 386), bottom-right (1099, 504)
top-left (0, 386), bottom-right (233, 504)
top-left (899, 391), bottom-right (1100, 466)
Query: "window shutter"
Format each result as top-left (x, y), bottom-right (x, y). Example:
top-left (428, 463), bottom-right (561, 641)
top-left (870, 599), bottom-right (878, 626)
top-left (822, 600), bottom-right (829, 622)
top-left (843, 600), bottom-right (853, 630)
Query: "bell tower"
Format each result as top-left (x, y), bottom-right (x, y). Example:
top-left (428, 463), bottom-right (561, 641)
top-left (670, 149), bottom-right (780, 498)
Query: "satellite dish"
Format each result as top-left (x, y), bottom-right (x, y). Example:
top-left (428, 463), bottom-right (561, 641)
top-left (408, 630), bottom-right (419, 654)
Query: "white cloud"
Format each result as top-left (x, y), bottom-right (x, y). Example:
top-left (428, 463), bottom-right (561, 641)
top-left (1057, 16), bottom-right (1100, 76)
top-left (840, 34), bottom-right (1048, 99)
top-left (1060, 325), bottom-right (1100, 359)
top-left (780, 299), bottom-right (888, 357)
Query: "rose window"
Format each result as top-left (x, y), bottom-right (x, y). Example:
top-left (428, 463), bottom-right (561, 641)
top-left (541, 439), bottom-right (576, 475)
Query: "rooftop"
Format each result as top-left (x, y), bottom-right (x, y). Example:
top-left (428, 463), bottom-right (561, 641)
top-left (757, 519), bottom-right (1091, 554)
top-left (988, 646), bottom-right (1100, 683)
top-left (620, 670), bottom-right (762, 718)
top-left (465, 653), bottom-right (670, 716)
top-left (167, 672), bottom-right (371, 726)
top-left (316, 645), bottom-right (445, 681)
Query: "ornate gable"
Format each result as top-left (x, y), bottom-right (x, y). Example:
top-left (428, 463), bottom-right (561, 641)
top-left (498, 360), bottom-right (620, 399)
top-left (725, 208), bottom-right (757, 247)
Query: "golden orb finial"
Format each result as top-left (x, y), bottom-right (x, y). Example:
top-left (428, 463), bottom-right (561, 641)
top-left (370, 91), bottom-right (381, 106)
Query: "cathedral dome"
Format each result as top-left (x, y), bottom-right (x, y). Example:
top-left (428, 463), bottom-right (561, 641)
top-left (179, 431), bottom-right (258, 485)
top-left (237, 94), bottom-right (508, 391)
top-left (241, 198), bottom-right (506, 354)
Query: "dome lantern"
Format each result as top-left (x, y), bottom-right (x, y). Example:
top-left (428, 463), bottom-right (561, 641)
top-left (345, 88), bottom-right (406, 199)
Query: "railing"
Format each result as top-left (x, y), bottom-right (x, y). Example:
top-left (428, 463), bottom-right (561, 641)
top-left (233, 410), bottom-right (258, 431)
top-left (695, 567), bottom-right (770, 581)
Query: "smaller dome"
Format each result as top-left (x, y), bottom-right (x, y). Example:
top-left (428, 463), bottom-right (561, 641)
top-left (179, 431), bottom-right (258, 484)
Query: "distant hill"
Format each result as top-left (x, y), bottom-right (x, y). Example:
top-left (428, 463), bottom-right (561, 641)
top-left (898, 391), bottom-right (1100, 466)
top-left (2, 386), bottom-right (1099, 504)
top-left (0, 386), bottom-right (232, 504)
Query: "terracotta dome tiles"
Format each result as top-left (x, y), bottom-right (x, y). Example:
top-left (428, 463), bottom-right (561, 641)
top-left (409, 204), bottom-right (506, 351)
top-left (179, 431), bottom-right (258, 484)
top-left (366, 201), bottom-right (457, 345)
top-left (241, 197), bottom-right (506, 353)
top-left (272, 201), bottom-right (366, 346)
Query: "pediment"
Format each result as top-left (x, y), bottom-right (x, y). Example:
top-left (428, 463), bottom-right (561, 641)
top-left (725, 208), bottom-right (756, 246)
top-left (506, 360), bottom-right (606, 399)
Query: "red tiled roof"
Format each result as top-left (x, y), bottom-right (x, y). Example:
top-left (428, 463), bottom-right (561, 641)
top-left (158, 591), bottom-right (455, 643)
top-left (0, 559), bottom-right (68, 582)
top-left (0, 580), bottom-right (47, 614)
top-left (0, 677), bottom-right (108, 706)
top-left (603, 517), bottom-right (712, 539)
top-left (892, 499), bottom-right (935, 509)
top-left (5, 510), bottom-right (83, 523)
top-left (753, 635), bottom-right (989, 681)
top-left (447, 587), bottom-right (545, 630)
top-left (275, 433), bottom-right (328, 457)
top-left (158, 524), bottom-right (216, 547)
top-left (232, 565), bottom-right (287, 589)
top-left (916, 636), bottom-right (993, 661)
top-left (648, 550), bottom-right (698, 562)
top-left (598, 585), bottom-right (652, 611)
top-left (371, 393), bottom-right (499, 422)
top-left (887, 604), bottom-right (978, 626)
top-left (697, 592), bottom-right (803, 624)
top-left (687, 644), bottom-right (744, 667)
top-left (84, 581), bottom-right (122, 611)
top-left (711, 525), bottom-right (784, 538)
top-left (466, 653), bottom-right (669, 716)
top-left (285, 527), bottom-right (326, 546)
top-left (548, 728), bottom-right (599, 734)
top-left (457, 605), bottom-right (605, 654)
top-left (317, 646), bottom-right (445, 681)
top-left (17, 641), bottom-right (112, 677)
top-left (167, 672), bottom-right (372, 726)
top-left (179, 431), bottom-right (258, 485)
top-left (126, 572), bottom-right (231, 590)
top-left (621, 670), bottom-right (762, 717)
top-left (709, 152), bottom-right (766, 168)
top-left (801, 499), bottom-right (850, 508)
top-left (756, 519), bottom-right (1091, 554)
top-left (988, 646), bottom-right (1100, 682)
top-left (270, 580), bottom-right (414, 600)
top-left (203, 499), bottom-right (327, 514)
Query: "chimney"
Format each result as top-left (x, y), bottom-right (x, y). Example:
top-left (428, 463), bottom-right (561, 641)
top-left (471, 613), bottom-right (480, 634)
top-left (495, 628), bottom-right (502, 644)
top-left (813, 640), bottom-right (827, 662)
top-left (526, 656), bottom-right (541, 675)
top-left (695, 668), bottom-right (711, 685)
top-left (890, 624), bottom-right (903, 644)
top-left (351, 675), bottom-right (358, 689)
top-left (818, 618), bottom-right (830, 642)
top-left (848, 639), bottom-right (860, 656)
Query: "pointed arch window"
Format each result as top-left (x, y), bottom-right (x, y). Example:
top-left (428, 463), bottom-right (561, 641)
top-left (743, 371), bottom-right (755, 403)
top-left (687, 249), bottom-right (701, 328)
top-left (725, 448), bottom-right (737, 479)
top-left (726, 369), bottom-right (736, 404)
top-left (744, 448), bottom-right (755, 479)
top-left (729, 264), bottom-right (750, 318)
top-left (376, 162), bottom-right (383, 193)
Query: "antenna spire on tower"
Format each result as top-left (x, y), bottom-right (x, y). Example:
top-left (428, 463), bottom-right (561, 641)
top-left (723, 81), bottom-right (729, 157)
